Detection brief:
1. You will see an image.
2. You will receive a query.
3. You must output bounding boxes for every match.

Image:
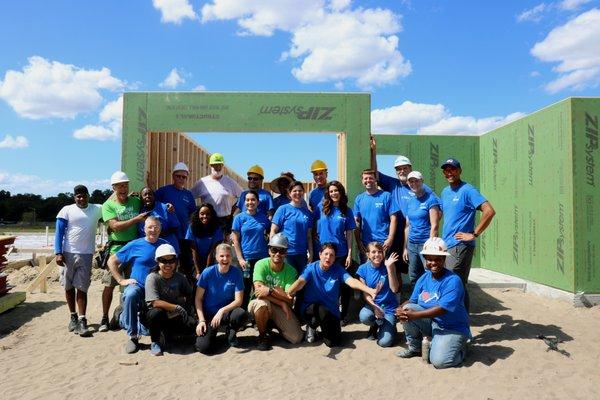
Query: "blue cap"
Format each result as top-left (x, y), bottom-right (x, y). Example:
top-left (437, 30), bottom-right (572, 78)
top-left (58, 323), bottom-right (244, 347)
top-left (441, 158), bottom-right (461, 169)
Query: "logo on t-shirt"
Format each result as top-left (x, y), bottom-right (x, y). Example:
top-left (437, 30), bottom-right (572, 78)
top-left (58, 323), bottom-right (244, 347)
top-left (375, 202), bottom-right (384, 208)
top-left (225, 280), bottom-right (235, 287)
top-left (452, 196), bottom-right (459, 202)
top-left (420, 291), bottom-right (439, 303)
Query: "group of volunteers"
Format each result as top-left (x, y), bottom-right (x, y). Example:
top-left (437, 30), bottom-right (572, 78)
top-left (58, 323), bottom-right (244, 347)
top-left (54, 137), bottom-right (495, 369)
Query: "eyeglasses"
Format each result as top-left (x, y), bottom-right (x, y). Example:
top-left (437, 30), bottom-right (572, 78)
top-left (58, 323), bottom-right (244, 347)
top-left (247, 176), bottom-right (262, 181)
top-left (269, 247), bottom-right (287, 255)
top-left (157, 257), bottom-right (178, 265)
top-left (174, 174), bottom-right (188, 180)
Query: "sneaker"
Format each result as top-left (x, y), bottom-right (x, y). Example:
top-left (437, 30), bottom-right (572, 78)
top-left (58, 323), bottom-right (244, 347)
top-left (76, 317), bottom-right (93, 337)
top-left (227, 329), bottom-right (240, 348)
top-left (68, 314), bottom-right (78, 332)
top-left (306, 326), bottom-right (317, 343)
top-left (150, 342), bottom-right (163, 356)
top-left (98, 316), bottom-right (110, 332)
top-left (257, 335), bottom-right (272, 351)
top-left (396, 348), bottom-right (421, 358)
top-left (109, 305), bottom-right (123, 331)
top-left (341, 317), bottom-right (351, 327)
top-left (366, 325), bottom-right (378, 341)
top-left (125, 338), bottom-right (139, 354)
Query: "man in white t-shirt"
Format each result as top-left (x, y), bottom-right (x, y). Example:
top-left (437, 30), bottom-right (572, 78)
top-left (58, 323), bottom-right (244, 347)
top-left (55, 185), bottom-right (103, 337)
top-left (190, 152), bottom-right (242, 236)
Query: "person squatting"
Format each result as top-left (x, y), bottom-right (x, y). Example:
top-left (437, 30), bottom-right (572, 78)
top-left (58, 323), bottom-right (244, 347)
top-left (55, 145), bottom-right (495, 368)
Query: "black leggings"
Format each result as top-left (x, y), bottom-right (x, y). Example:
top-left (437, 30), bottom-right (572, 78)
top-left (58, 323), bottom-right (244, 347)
top-left (143, 307), bottom-right (195, 343)
top-left (195, 307), bottom-right (248, 354)
top-left (242, 259), bottom-right (260, 309)
top-left (303, 303), bottom-right (342, 347)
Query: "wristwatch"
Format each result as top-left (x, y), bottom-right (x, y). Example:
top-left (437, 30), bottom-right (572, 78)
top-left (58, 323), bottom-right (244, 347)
top-left (473, 232), bottom-right (479, 238)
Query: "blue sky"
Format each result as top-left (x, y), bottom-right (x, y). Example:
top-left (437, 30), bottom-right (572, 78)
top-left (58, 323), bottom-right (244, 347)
top-left (0, 0), bottom-right (598, 196)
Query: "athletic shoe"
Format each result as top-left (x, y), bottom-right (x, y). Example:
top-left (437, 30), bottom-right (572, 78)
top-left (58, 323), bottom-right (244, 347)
top-left (125, 338), bottom-right (139, 354)
top-left (98, 316), bottom-right (110, 332)
top-left (76, 317), bottom-right (93, 337)
top-left (68, 314), bottom-right (78, 332)
top-left (366, 325), bottom-right (378, 340)
top-left (227, 329), bottom-right (239, 348)
top-left (150, 342), bottom-right (163, 356)
top-left (306, 327), bottom-right (317, 343)
top-left (109, 305), bottom-right (123, 331)
top-left (257, 335), bottom-right (272, 351)
top-left (396, 348), bottom-right (421, 358)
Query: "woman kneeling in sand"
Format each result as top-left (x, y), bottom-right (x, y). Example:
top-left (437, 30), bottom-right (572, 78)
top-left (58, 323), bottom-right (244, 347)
top-left (194, 243), bottom-right (248, 354)
top-left (395, 237), bottom-right (471, 368)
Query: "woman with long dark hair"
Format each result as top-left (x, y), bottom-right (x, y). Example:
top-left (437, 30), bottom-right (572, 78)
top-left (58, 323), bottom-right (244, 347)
top-left (185, 203), bottom-right (224, 280)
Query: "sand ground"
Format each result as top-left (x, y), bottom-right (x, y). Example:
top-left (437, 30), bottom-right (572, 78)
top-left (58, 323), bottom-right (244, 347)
top-left (1, 278), bottom-right (599, 400)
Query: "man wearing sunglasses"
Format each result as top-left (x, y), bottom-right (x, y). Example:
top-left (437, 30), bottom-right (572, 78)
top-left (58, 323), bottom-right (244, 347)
top-left (247, 233), bottom-right (303, 351)
top-left (155, 162), bottom-right (197, 279)
top-left (143, 244), bottom-right (194, 356)
top-left (235, 165), bottom-right (274, 219)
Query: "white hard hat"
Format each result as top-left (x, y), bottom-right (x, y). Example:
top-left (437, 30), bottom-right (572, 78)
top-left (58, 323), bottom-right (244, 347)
top-left (420, 237), bottom-right (450, 257)
top-left (110, 171), bottom-right (130, 185)
top-left (394, 156), bottom-right (412, 167)
top-left (268, 233), bottom-right (289, 249)
top-left (155, 244), bottom-right (177, 260)
top-left (407, 171), bottom-right (423, 181)
top-left (172, 162), bottom-right (189, 173)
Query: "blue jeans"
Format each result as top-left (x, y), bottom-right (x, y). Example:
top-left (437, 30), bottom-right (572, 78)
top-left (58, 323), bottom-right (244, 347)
top-left (359, 306), bottom-right (397, 347)
top-left (285, 253), bottom-right (308, 274)
top-left (401, 303), bottom-right (468, 369)
top-left (407, 242), bottom-right (425, 285)
top-left (119, 284), bottom-right (148, 337)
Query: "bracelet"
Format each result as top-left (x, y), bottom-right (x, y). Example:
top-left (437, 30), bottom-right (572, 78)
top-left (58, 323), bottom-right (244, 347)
top-left (473, 232), bottom-right (479, 238)
top-left (199, 320), bottom-right (206, 323)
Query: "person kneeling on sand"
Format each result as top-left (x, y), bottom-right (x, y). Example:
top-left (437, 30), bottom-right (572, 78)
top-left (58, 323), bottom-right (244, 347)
top-left (142, 244), bottom-right (195, 356)
top-left (287, 243), bottom-right (379, 348)
top-left (195, 243), bottom-right (248, 354)
top-left (107, 216), bottom-right (168, 354)
top-left (248, 233), bottom-right (303, 351)
top-left (395, 237), bottom-right (471, 368)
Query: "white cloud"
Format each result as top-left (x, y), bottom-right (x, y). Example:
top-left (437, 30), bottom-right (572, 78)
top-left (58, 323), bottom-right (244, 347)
top-left (193, 84), bottom-right (207, 91)
top-left (153, 0), bottom-right (197, 24)
top-left (559, 0), bottom-right (592, 10)
top-left (0, 56), bottom-right (124, 119)
top-left (517, 3), bottom-right (548, 22)
top-left (372, 101), bottom-right (525, 135)
top-left (73, 96), bottom-right (122, 141)
top-left (530, 70), bottom-right (541, 77)
top-left (0, 170), bottom-right (110, 196)
top-left (201, 1), bottom-right (411, 88)
top-left (0, 134), bottom-right (28, 149)
top-left (160, 68), bottom-right (185, 89)
top-left (531, 8), bottom-right (600, 93)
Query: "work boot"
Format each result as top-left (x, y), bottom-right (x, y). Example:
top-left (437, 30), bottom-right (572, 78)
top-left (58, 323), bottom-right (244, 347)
top-left (68, 313), bottom-right (78, 332)
top-left (76, 317), bottom-right (93, 337)
top-left (98, 316), bottom-right (110, 333)
top-left (125, 338), bottom-right (139, 354)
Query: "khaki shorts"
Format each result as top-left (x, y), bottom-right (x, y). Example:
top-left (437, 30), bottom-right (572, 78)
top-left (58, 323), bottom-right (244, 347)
top-left (59, 252), bottom-right (93, 292)
top-left (101, 263), bottom-right (131, 288)
top-left (248, 298), bottom-right (303, 344)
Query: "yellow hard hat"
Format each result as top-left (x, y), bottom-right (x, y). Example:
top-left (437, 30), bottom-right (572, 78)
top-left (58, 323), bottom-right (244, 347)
top-left (209, 153), bottom-right (225, 164)
top-left (310, 159), bottom-right (328, 172)
top-left (247, 165), bottom-right (264, 178)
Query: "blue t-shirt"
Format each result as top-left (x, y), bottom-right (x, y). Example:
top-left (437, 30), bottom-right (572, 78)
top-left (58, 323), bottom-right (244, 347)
top-left (185, 225), bottom-right (224, 258)
top-left (300, 261), bottom-right (351, 317)
top-left (440, 182), bottom-right (486, 248)
top-left (139, 201), bottom-right (181, 254)
top-left (116, 237), bottom-right (168, 288)
top-left (406, 192), bottom-right (440, 244)
top-left (309, 186), bottom-right (326, 211)
top-left (155, 184), bottom-right (196, 239)
top-left (314, 204), bottom-right (356, 257)
top-left (236, 189), bottom-right (274, 218)
top-left (197, 264), bottom-right (244, 316)
top-left (232, 212), bottom-right (270, 260)
top-left (272, 194), bottom-right (289, 212)
top-left (378, 172), bottom-right (435, 218)
top-left (353, 190), bottom-right (399, 244)
top-left (272, 203), bottom-right (313, 255)
top-left (356, 261), bottom-right (398, 314)
top-left (409, 269), bottom-right (471, 337)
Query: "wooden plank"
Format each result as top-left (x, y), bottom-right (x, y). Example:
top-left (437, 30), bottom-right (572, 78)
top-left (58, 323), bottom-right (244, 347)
top-left (27, 256), bottom-right (56, 293)
top-left (148, 132), bottom-right (158, 188)
top-left (337, 132), bottom-right (347, 187)
top-left (0, 291), bottom-right (26, 314)
top-left (158, 132), bottom-right (167, 188)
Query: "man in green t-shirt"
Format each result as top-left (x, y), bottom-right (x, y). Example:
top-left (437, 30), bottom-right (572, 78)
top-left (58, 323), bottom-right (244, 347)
top-left (98, 171), bottom-right (149, 332)
top-left (248, 233), bottom-right (303, 350)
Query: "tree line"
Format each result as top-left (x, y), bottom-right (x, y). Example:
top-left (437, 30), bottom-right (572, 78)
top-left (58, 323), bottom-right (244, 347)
top-left (0, 189), bottom-right (112, 224)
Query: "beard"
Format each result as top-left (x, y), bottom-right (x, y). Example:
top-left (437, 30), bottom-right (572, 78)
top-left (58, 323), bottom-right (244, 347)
top-left (211, 167), bottom-right (224, 178)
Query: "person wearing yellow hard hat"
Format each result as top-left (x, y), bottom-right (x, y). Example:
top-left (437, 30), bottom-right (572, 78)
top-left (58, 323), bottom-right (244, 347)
top-left (308, 160), bottom-right (328, 212)
top-left (191, 152), bottom-right (243, 237)
top-left (235, 165), bottom-right (274, 219)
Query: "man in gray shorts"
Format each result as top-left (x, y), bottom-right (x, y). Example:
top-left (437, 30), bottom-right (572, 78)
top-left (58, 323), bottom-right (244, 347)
top-left (55, 185), bottom-right (103, 336)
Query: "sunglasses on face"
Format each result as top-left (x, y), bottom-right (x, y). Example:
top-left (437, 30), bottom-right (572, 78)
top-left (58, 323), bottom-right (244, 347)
top-left (157, 257), bottom-right (178, 265)
top-left (269, 247), bottom-right (287, 255)
top-left (247, 176), bottom-right (262, 181)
